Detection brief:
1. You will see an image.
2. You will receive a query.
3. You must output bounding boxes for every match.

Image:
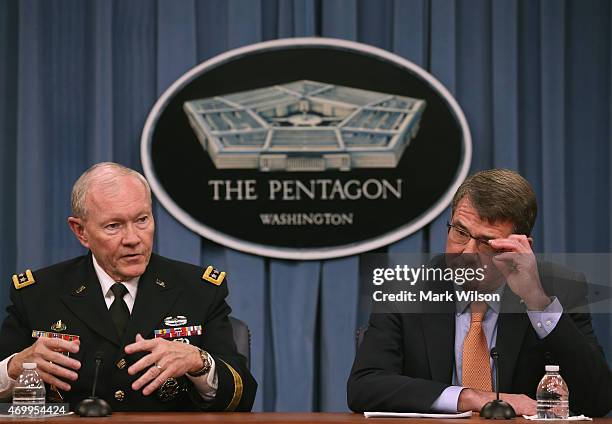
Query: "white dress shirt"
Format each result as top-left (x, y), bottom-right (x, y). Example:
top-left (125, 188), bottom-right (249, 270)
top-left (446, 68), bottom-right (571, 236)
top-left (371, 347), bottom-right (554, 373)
top-left (430, 285), bottom-right (563, 413)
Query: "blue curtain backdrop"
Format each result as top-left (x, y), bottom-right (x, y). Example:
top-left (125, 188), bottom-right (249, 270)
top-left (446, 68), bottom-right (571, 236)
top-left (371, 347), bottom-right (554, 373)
top-left (1, 0), bottom-right (611, 412)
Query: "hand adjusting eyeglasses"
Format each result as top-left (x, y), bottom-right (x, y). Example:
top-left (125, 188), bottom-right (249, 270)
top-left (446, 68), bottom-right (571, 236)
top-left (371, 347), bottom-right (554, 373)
top-left (446, 222), bottom-right (497, 256)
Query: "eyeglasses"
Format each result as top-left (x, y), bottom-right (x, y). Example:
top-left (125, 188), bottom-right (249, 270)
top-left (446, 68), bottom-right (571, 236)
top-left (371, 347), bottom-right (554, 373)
top-left (446, 222), bottom-right (495, 255)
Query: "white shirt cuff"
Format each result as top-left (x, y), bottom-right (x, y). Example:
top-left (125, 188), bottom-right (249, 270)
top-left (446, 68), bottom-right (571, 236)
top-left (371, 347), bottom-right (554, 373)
top-left (185, 355), bottom-right (218, 400)
top-left (0, 354), bottom-right (18, 400)
top-left (430, 385), bottom-right (463, 413)
top-left (527, 297), bottom-right (563, 339)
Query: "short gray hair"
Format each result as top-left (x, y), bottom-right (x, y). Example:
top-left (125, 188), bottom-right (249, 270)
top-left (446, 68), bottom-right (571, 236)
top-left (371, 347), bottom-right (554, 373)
top-left (71, 162), bottom-right (152, 219)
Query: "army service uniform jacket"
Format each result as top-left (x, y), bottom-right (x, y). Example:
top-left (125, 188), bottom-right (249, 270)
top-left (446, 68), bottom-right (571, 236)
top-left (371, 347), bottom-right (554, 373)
top-left (0, 253), bottom-right (256, 411)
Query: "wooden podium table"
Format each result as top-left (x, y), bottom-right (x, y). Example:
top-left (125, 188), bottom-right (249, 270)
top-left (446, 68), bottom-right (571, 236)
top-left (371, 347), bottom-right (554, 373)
top-left (1, 412), bottom-right (610, 424)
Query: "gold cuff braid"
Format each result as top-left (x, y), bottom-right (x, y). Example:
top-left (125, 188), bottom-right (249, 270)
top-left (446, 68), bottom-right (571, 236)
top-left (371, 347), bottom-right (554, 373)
top-left (220, 359), bottom-right (243, 411)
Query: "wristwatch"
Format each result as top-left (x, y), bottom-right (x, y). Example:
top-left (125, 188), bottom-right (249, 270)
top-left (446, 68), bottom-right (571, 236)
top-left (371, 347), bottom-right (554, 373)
top-left (188, 346), bottom-right (212, 377)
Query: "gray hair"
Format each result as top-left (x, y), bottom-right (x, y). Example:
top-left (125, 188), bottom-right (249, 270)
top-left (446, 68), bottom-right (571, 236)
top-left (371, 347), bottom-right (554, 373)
top-left (71, 162), bottom-right (152, 219)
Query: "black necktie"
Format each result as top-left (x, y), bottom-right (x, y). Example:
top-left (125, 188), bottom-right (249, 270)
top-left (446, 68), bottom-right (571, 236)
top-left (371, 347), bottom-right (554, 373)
top-left (109, 283), bottom-right (130, 337)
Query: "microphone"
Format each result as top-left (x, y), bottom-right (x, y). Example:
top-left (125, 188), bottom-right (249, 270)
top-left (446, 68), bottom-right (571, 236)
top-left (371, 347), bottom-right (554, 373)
top-left (75, 351), bottom-right (112, 417)
top-left (479, 347), bottom-right (516, 419)
top-left (491, 348), bottom-right (501, 401)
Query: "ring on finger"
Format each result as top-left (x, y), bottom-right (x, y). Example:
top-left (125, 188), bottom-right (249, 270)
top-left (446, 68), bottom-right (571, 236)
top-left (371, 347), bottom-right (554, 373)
top-left (155, 364), bottom-right (163, 372)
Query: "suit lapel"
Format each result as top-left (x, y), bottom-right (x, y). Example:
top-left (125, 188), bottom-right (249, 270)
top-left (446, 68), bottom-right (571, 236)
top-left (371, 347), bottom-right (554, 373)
top-left (421, 278), bottom-right (456, 383)
top-left (60, 255), bottom-right (120, 346)
top-left (495, 287), bottom-right (530, 392)
top-left (121, 256), bottom-right (183, 345)
top-left (422, 311), bottom-right (455, 383)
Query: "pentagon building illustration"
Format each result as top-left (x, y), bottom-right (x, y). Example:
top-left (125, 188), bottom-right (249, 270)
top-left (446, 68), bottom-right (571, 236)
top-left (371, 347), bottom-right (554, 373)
top-left (183, 80), bottom-right (426, 172)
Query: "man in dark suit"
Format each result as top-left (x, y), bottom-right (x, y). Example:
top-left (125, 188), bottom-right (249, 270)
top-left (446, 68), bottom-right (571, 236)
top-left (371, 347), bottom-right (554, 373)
top-left (347, 169), bottom-right (611, 416)
top-left (0, 162), bottom-right (256, 411)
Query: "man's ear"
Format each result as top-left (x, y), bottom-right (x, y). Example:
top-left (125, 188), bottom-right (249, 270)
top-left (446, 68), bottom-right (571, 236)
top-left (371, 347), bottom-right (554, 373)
top-left (527, 236), bottom-right (534, 247)
top-left (68, 217), bottom-right (90, 249)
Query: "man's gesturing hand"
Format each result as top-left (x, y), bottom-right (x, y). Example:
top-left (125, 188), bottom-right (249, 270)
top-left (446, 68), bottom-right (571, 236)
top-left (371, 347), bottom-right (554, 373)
top-left (125, 334), bottom-right (205, 396)
top-left (8, 338), bottom-right (81, 391)
top-left (490, 235), bottom-right (551, 311)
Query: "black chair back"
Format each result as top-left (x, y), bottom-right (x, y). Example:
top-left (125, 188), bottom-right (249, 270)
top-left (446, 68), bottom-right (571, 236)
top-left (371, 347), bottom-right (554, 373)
top-left (355, 324), bottom-right (368, 351)
top-left (229, 316), bottom-right (251, 369)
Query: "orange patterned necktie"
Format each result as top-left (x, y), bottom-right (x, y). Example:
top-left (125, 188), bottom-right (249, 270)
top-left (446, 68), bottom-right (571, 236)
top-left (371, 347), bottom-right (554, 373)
top-left (461, 301), bottom-right (493, 391)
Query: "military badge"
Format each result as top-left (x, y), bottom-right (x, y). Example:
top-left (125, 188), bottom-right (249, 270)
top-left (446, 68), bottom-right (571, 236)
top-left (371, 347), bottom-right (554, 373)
top-left (164, 315), bottom-right (187, 327)
top-left (154, 325), bottom-right (202, 339)
top-left (12, 269), bottom-right (35, 290)
top-left (202, 266), bottom-right (225, 285)
top-left (51, 320), bottom-right (66, 332)
top-left (32, 330), bottom-right (80, 360)
top-left (74, 285), bottom-right (87, 295)
top-left (32, 330), bottom-right (80, 342)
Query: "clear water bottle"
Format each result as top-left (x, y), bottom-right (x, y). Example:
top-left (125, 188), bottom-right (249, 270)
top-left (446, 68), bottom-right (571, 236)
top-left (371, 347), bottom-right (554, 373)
top-left (12, 362), bottom-right (46, 415)
top-left (536, 365), bottom-right (569, 419)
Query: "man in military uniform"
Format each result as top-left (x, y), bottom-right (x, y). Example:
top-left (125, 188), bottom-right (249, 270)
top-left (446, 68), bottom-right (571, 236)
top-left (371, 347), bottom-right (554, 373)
top-left (0, 162), bottom-right (256, 411)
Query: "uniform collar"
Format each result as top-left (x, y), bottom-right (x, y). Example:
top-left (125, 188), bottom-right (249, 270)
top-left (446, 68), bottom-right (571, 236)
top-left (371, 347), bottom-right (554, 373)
top-left (92, 254), bottom-right (139, 302)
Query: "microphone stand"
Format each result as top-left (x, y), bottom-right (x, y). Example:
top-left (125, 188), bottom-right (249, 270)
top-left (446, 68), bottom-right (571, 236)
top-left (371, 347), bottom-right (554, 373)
top-left (480, 348), bottom-right (516, 419)
top-left (75, 352), bottom-right (112, 417)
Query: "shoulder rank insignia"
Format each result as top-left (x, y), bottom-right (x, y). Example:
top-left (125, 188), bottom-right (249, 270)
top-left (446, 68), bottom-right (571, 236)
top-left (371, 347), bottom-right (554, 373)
top-left (12, 269), bottom-right (35, 290)
top-left (202, 266), bottom-right (226, 286)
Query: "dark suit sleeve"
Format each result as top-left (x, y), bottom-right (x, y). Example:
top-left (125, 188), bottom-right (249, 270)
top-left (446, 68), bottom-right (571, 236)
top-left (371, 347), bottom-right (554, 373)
top-left (0, 285), bottom-right (34, 361)
top-left (187, 280), bottom-right (256, 412)
top-left (347, 311), bottom-right (449, 413)
top-left (539, 270), bottom-right (612, 417)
